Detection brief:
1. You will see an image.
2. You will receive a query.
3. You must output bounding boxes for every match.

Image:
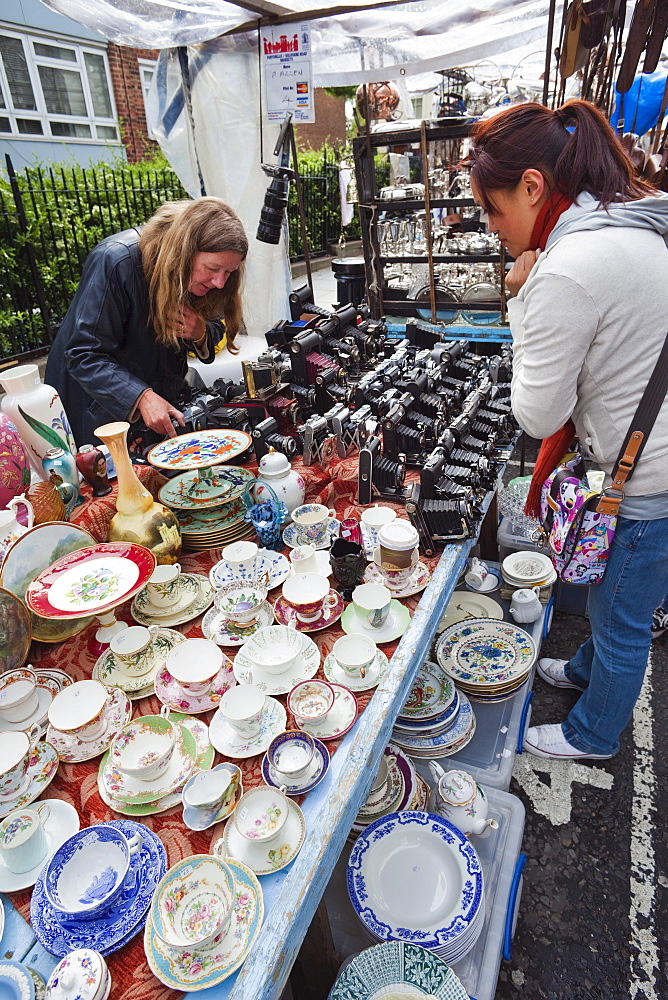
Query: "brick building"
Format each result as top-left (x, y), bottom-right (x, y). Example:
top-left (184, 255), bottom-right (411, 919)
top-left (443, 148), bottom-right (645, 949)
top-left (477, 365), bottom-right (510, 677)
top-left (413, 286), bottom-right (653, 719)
top-left (295, 89), bottom-right (347, 150)
top-left (107, 42), bottom-right (159, 163)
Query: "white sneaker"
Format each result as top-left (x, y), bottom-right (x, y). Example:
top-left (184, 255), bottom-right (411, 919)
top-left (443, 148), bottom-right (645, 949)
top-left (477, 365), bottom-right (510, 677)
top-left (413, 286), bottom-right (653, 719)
top-left (537, 658), bottom-right (586, 691)
top-left (524, 723), bottom-right (614, 760)
top-left (651, 606), bottom-right (668, 640)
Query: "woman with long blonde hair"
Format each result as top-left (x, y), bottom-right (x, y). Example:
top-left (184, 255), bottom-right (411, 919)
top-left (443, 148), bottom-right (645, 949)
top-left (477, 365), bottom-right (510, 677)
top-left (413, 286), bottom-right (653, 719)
top-left (46, 196), bottom-right (248, 445)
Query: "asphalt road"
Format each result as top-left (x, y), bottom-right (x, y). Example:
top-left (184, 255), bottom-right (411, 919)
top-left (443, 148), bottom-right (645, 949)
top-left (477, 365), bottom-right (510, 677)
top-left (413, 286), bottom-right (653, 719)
top-left (495, 599), bottom-right (668, 1000)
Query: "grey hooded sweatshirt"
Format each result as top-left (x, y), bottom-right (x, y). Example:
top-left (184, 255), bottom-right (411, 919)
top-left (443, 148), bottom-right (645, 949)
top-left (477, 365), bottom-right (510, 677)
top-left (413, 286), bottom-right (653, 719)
top-left (507, 191), bottom-right (668, 519)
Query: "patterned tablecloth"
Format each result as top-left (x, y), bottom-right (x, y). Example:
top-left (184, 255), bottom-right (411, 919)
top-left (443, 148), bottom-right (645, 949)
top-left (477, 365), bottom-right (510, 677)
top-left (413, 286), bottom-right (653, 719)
top-left (14, 456), bottom-right (437, 1000)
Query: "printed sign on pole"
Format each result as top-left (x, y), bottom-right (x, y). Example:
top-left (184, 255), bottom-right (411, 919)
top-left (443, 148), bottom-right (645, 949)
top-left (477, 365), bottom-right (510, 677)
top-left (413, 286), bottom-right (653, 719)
top-left (262, 23), bottom-right (315, 123)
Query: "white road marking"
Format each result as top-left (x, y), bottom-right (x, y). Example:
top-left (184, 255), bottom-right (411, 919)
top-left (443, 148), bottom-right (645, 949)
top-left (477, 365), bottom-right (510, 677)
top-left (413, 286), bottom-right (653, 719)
top-left (512, 755), bottom-right (613, 826)
top-left (629, 651), bottom-right (659, 1000)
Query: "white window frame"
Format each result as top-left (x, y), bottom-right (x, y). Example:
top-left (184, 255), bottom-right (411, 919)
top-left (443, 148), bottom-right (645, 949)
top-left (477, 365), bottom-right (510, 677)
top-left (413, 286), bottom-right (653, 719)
top-left (0, 24), bottom-right (120, 145)
top-left (138, 57), bottom-right (157, 137)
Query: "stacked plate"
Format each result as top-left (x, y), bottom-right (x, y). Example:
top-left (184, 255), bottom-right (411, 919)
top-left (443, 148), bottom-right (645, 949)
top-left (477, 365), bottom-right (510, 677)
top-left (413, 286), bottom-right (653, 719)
top-left (435, 618), bottom-right (536, 703)
top-left (350, 744), bottom-right (429, 837)
top-left (390, 660), bottom-right (476, 757)
top-left (156, 465), bottom-right (257, 552)
top-left (347, 810), bottom-right (485, 965)
top-left (329, 941), bottom-right (469, 1000)
top-left (131, 574), bottom-right (214, 628)
top-left (501, 550), bottom-right (556, 589)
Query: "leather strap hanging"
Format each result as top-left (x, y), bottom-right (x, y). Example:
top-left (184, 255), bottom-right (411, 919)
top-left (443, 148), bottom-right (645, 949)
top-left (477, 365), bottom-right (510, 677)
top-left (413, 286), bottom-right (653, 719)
top-left (616, 0), bottom-right (658, 94)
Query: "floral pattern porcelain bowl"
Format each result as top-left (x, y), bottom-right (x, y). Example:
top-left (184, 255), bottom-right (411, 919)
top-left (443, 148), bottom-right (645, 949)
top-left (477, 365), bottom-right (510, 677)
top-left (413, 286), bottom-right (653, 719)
top-left (232, 786), bottom-right (290, 844)
top-left (109, 706), bottom-right (176, 782)
top-left (213, 583), bottom-right (268, 625)
top-left (151, 855), bottom-right (236, 951)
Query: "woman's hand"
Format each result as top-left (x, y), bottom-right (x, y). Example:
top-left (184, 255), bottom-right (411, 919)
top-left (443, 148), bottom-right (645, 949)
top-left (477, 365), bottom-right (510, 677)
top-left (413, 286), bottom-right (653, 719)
top-left (137, 389), bottom-right (185, 438)
top-left (169, 304), bottom-right (206, 342)
top-left (506, 250), bottom-right (540, 297)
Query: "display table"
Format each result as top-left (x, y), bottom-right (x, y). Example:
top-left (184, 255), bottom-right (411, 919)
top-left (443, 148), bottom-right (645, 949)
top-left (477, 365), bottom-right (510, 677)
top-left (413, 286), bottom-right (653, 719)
top-left (13, 453), bottom-right (503, 1000)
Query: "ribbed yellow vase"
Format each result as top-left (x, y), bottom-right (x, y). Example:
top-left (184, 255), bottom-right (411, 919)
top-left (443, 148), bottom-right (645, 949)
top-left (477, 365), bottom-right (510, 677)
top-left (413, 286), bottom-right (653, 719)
top-left (95, 421), bottom-right (181, 565)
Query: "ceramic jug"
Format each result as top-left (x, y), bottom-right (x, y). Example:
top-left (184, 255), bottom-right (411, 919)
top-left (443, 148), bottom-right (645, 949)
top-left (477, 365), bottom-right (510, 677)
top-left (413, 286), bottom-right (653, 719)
top-left (428, 761), bottom-right (498, 837)
top-left (0, 364), bottom-right (76, 477)
top-left (0, 495), bottom-right (34, 562)
top-left (253, 448), bottom-right (305, 524)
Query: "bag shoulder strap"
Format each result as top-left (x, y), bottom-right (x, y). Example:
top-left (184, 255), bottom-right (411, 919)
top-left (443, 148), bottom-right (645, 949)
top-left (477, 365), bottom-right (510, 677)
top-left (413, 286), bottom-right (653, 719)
top-left (597, 332), bottom-right (668, 515)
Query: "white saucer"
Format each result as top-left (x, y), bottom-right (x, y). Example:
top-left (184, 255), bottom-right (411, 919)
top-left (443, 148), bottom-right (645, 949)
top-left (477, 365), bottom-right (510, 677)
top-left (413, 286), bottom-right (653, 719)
top-left (0, 684), bottom-right (54, 738)
top-left (0, 799), bottom-right (80, 892)
top-left (282, 519), bottom-right (340, 550)
top-left (209, 549), bottom-right (291, 590)
top-left (202, 601), bottom-right (275, 647)
top-left (294, 683), bottom-right (358, 742)
top-left (323, 648), bottom-right (390, 692)
top-left (221, 798), bottom-right (306, 875)
top-left (363, 561), bottom-right (431, 599)
top-left (232, 633), bottom-right (320, 695)
top-left (133, 574), bottom-right (200, 618)
top-left (0, 742), bottom-right (59, 819)
top-left (92, 628), bottom-right (185, 695)
top-left (340, 600), bottom-right (412, 643)
top-left (131, 575), bottom-right (214, 628)
top-left (286, 549), bottom-right (333, 578)
top-left (465, 569), bottom-right (502, 593)
top-left (209, 696), bottom-right (287, 759)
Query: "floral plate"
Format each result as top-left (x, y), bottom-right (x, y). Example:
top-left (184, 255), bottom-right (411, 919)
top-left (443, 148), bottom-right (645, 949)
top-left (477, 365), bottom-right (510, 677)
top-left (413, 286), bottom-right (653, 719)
top-left (155, 659), bottom-right (235, 714)
top-left (328, 941), bottom-right (469, 1000)
top-left (133, 574), bottom-right (200, 618)
top-left (232, 632), bottom-right (320, 696)
top-left (182, 762), bottom-right (243, 831)
top-left (209, 696), bottom-right (287, 759)
top-left (157, 465), bottom-right (255, 512)
top-left (323, 648), bottom-right (390, 692)
top-left (99, 723), bottom-right (197, 805)
top-left (363, 561), bottom-right (431, 599)
top-left (46, 688), bottom-right (132, 763)
top-left (261, 736), bottom-right (330, 796)
top-left (221, 797), bottom-right (305, 876)
top-left (144, 857), bottom-right (263, 991)
top-left (31, 819), bottom-right (167, 958)
top-left (435, 618), bottom-right (536, 687)
top-left (202, 602), bottom-right (275, 647)
top-left (97, 716), bottom-right (214, 817)
top-left (282, 519), bottom-right (341, 551)
top-left (147, 429), bottom-right (253, 471)
top-left (0, 741), bottom-right (59, 819)
top-left (273, 591), bottom-right (344, 633)
top-left (26, 542), bottom-right (155, 619)
top-left (209, 549), bottom-right (291, 590)
top-left (438, 591), bottom-right (504, 632)
top-left (92, 628), bottom-right (185, 695)
top-left (294, 684), bottom-right (358, 742)
top-left (398, 660), bottom-right (457, 722)
top-left (131, 575), bottom-right (214, 628)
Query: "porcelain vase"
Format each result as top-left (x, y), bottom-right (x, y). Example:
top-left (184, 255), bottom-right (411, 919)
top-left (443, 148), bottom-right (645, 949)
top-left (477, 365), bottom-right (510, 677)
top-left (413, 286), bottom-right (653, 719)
top-left (0, 413), bottom-right (31, 511)
top-left (0, 364), bottom-right (76, 477)
top-left (95, 421), bottom-right (181, 565)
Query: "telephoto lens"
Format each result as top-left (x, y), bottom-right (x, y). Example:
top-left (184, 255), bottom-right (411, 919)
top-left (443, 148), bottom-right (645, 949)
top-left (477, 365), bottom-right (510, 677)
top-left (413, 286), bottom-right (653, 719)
top-left (257, 166), bottom-right (293, 244)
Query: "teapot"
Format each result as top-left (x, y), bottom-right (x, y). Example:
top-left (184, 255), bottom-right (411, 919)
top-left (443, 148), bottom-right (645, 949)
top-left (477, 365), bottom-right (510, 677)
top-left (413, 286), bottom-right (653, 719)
top-left (0, 495), bottom-right (33, 563)
top-left (509, 586), bottom-right (542, 623)
top-left (253, 448), bottom-right (305, 524)
top-left (428, 762), bottom-right (498, 837)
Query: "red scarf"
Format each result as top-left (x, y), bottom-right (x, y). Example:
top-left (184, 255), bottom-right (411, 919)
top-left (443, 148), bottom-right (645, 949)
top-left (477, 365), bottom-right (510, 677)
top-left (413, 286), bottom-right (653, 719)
top-left (523, 190), bottom-right (575, 519)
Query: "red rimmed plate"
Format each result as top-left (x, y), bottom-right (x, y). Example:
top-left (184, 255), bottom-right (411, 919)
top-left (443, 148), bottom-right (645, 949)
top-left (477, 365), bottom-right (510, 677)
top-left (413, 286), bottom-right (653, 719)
top-left (26, 542), bottom-right (156, 620)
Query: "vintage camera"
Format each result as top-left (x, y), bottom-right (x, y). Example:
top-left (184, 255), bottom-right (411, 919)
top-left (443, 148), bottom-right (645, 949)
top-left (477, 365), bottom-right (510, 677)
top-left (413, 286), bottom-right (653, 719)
top-left (252, 416), bottom-right (301, 462)
top-left (358, 434), bottom-right (406, 505)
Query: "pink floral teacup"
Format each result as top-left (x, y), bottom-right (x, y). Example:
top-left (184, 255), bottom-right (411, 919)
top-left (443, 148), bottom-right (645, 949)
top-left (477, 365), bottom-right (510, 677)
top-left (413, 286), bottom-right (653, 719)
top-left (231, 786), bottom-right (289, 844)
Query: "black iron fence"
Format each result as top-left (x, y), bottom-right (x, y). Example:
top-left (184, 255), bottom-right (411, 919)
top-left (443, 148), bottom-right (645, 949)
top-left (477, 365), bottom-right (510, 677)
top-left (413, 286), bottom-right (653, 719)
top-left (0, 150), bottom-right (365, 363)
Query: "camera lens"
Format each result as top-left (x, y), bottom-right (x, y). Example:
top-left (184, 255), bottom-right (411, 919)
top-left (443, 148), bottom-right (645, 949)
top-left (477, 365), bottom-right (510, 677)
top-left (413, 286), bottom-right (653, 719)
top-left (257, 176), bottom-right (291, 244)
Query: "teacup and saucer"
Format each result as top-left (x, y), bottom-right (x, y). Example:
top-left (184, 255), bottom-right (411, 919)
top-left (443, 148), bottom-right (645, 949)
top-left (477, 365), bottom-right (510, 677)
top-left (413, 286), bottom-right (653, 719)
top-left (45, 680), bottom-right (131, 763)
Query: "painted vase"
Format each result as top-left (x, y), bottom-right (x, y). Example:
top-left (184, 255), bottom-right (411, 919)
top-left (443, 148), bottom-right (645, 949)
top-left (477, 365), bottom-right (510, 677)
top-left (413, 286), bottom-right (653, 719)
top-left (76, 444), bottom-right (112, 497)
top-left (0, 495), bottom-right (33, 562)
top-left (95, 421), bottom-right (181, 565)
top-left (42, 446), bottom-right (82, 499)
top-left (0, 413), bottom-right (31, 511)
top-left (0, 364), bottom-right (76, 478)
top-left (253, 448), bottom-right (305, 524)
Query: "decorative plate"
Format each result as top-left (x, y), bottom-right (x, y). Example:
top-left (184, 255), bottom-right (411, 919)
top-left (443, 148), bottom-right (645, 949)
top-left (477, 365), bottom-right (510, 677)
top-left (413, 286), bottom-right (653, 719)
top-left (176, 498), bottom-right (247, 534)
top-left (399, 660), bottom-right (456, 722)
top-left (0, 587), bottom-right (31, 675)
top-left (0, 670), bottom-right (71, 739)
top-left (346, 810), bottom-right (484, 949)
top-left (158, 466), bottom-right (255, 512)
top-left (144, 858), bottom-right (263, 991)
top-left (438, 591), bottom-right (504, 632)
top-left (273, 591), bottom-right (344, 633)
top-left (131, 575), bottom-right (214, 628)
top-left (391, 694), bottom-right (475, 757)
top-left (221, 797), bottom-right (306, 876)
top-left (155, 660), bottom-right (235, 714)
top-left (0, 961), bottom-right (35, 1000)
top-left (202, 601), bottom-right (275, 647)
top-left (329, 941), bottom-right (469, 1000)
top-left (233, 631), bottom-right (320, 696)
top-left (93, 628), bottom-right (185, 694)
top-left (97, 716), bottom-right (214, 817)
top-left (132, 574), bottom-right (200, 619)
top-left (147, 429), bottom-right (252, 471)
top-left (26, 542), bottom-right (155, 620)
top-left (0, 799), bottom-right (80, 893)
top-left (340, 600), bottom-right (411, 644)
top-left (31, 819), bottom-right (167, 958)
top-left (323, 648), bottom-right (389, 692)
top-left (209, 549), bottom-right (291, 590)
top-left (294, 684), bottom-right (358, 742)
top-left (0, 522), bottom-right (96, 642)
top-left (46, 689), bottom-right (132, 764)
top-left (282, 519), bottom-right (340, 551)
top-left (394, 690), bottom-right (460, 733)
top-left (209, 696), bottom-right (287, 759)
top-left (99, 723), bottom-right (197, 805)
top-left (352, 747), bottom-right (416, 834)
top-left (435, 619), bottom-right (536, 686)
top-left (261, 736), bottom-right (330, 795)
top-left (0, 741), bottom-right (59, 819)
top-left (363, 561), bottom-right (431, 599)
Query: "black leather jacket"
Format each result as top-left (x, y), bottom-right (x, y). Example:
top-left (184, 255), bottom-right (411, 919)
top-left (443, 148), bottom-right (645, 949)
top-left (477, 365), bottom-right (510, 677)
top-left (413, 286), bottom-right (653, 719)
top-left (45, 228), bottom-right (222, 447)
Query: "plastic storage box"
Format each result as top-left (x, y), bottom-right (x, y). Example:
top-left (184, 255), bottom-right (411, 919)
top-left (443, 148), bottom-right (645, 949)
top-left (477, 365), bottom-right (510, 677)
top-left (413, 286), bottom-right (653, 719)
top-left (497, 515), bottom-right (542, 560)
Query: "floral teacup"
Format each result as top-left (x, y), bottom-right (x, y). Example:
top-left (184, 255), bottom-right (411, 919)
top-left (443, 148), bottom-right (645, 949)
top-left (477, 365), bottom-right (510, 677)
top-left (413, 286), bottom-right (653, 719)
top-left (151, 855), bottom-right (235, 951)
top-left (232, 786), bottom-right (289, 844)
top-left (214, 582), bottom-right (267, 626)
top-left (291, 504), bottom-right (336, 548)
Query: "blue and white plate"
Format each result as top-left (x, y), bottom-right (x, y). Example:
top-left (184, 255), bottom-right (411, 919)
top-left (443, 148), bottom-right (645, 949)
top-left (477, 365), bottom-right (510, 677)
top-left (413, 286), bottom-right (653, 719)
top-left (329, 941), bottom-right (469, 1000)
top-left (435, 618), bottom-right (536, 687)
top-left (282, 519), bottom-right (340, 551)
top-left (31, 820), bottom-right (167, 957)
top-left (390, 692), bottom-right (475, 757)
top-left (261, 736), bottom-right (330, 795)
top-left (347, 810), bottom-right (484, 952)
top-left (392, 690), bottom-right (460, 734)
top-left (209, 549), bottom-right (291, 591)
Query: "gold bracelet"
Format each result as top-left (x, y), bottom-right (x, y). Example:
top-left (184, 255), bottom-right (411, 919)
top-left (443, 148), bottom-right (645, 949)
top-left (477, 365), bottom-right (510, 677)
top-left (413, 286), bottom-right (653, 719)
top-left (192, 329), bottom-right (207, 346)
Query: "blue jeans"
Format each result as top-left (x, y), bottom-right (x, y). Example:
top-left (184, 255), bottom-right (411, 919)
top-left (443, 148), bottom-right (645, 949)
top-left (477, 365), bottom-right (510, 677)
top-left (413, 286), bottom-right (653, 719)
top-left (562, 515), bottom-right (668, 756)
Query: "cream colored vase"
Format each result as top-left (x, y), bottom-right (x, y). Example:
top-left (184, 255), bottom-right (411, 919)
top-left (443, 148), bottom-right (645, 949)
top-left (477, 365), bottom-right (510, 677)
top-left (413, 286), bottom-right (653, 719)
top-left (95, 422), bottom-right (181, 565)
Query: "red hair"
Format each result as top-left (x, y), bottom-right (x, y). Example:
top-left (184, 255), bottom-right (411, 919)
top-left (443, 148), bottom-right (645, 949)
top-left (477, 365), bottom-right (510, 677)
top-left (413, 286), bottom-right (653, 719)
top-left (466, 100), bottom-right (654, 212)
